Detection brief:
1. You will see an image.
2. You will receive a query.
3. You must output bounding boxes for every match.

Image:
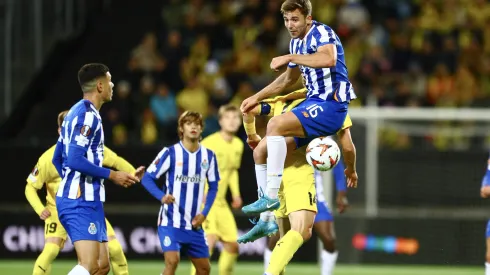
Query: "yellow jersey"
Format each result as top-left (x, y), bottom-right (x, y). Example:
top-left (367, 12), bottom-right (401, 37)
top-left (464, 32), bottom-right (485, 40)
top-left (26, 145), bottom-right (136, 215)
top-left (201, 132), bottom-right (244, 206)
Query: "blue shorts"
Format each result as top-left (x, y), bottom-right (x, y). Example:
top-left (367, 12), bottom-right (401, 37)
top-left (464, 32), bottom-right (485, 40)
top-left (56, 197), bottom-right (107, 243)
top-left (158, 226), bottom-right (209, 258)
top-left (291, 98), bottom-right (348, 148)
top-left (314, 201), bottom-right (333, 223)
top-left (486, 220), bottom-right (490, 238)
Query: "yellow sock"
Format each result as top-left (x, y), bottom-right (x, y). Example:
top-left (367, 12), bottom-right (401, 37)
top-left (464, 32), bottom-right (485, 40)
top-left (218, 250), bottom-right (238, 275)
top-left (190, 248), bottom-right (213, 275)
top-left (33, 243), bottom-right (60, 275)
top-left (108, 239), bottom-right (129, 275)
top-left (265, 230), bottom-right (303, 275)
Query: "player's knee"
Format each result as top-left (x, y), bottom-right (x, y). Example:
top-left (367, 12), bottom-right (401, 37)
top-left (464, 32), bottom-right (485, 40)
top-left (98, 262), bottom-right (111, 275)
top-left (321, 237), bottom-right (336, 253)
top-left (195, 261), bottom-right (211, 275)
top-left (226, 241), bottom-right (239, 254)
top-left (300, 227), bottom-right (313, 241)
top-left (266, 116), bottom-right (282, 135)
top-left (164, 256), bottom-right (179, 270)
top-left (253, 141), bottom-right (267, 163)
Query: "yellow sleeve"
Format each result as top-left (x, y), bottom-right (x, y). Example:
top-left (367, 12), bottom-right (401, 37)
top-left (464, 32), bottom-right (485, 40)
top-left (103, 146), bottom-right (136, 174)
top-left (228, 139), bottom-right (243, 197)
top-left (25, 184), bottom-right (44, 215)
top-left (341, 114), bottom-right (353, 130)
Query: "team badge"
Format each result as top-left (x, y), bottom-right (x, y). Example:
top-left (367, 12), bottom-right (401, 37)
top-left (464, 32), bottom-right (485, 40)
top-left (80, 125), bottom-right (91, 137)
top-left (164, 236), bottom-right (171, 247)
top-left (88, 223), bottom-right (97, 235)
top-left (201, 160), bottom-right (209, 170)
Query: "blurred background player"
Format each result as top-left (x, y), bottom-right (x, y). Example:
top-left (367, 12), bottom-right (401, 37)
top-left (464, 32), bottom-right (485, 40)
top-left (240, 0), bottom-right (358, 220)
top-left (480, 153), bottom-right (490, 275)
top-left (141, 111), bottom-right (220, 275)
top-left (240, 88), bottom-right (354, 275)
top-left (265, 167), bottom-right (349, 275)
top-left (26, 110), bottom-right (141, 275)
top-left (53, 63), bottom-right (142, 275)
top-left (190, 104), bottom-right (244, 275)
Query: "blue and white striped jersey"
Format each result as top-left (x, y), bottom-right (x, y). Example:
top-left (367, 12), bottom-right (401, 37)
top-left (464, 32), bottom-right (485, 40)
top-left (288, 20), bottom-right (357, 102)
top-left (56, 99), bottom-right (106, 201)
top-left (146, 142), bottom-right (220, 230)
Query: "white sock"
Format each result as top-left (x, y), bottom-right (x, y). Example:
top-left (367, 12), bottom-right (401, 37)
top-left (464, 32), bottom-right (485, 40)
top-left (260, 211), bottom-right (274, 222)
top-left (255, 164), bottom-right (267, 198)
top-left (264, 247), bottom-right (272, 271)
top-left (486, 262), bottom-right (490, 275)
top-left (321, 250), bottom-right (338, 275)
top-left (266, 136), bottom-right (287, 199)
top-left (68, 265), bottom-right (90, 275)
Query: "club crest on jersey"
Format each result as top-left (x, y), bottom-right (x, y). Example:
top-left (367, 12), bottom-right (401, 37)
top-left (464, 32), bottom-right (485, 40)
top-left (80, 125), bottom-right (91, 137)
top-left (164, 236), bottom-right (171, 247)
top-left (88, 223), bottom-right (97, 235)
top-left (201, 160), bottom-right (209, 170)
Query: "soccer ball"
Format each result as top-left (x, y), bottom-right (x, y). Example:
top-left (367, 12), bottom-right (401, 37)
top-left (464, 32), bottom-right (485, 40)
top-left (306, 137), bottom-right (341, 171)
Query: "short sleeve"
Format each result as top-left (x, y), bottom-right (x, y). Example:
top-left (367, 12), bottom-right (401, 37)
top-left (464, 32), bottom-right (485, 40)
top-left (288, 39), bottom-right (298, 68)
top-left (69, 111), bottom-right (100, 151)
top-left (146, 148), bottom-right (171, 180)
top-left (316, 25), bottom-right (337, 47)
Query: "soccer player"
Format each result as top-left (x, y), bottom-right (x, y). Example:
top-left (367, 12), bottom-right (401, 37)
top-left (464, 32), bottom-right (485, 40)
top-left (239, 0), bottom-right (358, 223)
top-left (480, 154), bottom-right (490, 275)
top-left (240, 88), bottom-right (353, 275)
top-left (53, 63), bottom-right (142, 275)
top-left (190, 104), bottom-right (243, 275)
top-left (26, 110), bottom-right (139, 275)
top-left (265, 168), bottom-right (348, 275)
top-left (141, 111), bottom-right (220, 275)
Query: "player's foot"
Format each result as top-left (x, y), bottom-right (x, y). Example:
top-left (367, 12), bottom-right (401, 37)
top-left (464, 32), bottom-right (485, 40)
top-left (242, 195), bottom-right (280, 215)
top-left (237, 220), bottom-right (279, 244)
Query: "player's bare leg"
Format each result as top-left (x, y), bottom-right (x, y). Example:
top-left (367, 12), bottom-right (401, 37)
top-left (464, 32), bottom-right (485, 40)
top-left (190, 234), bottom-right (217, 275)
top-left (485, 235), bottom-right (490, 275)
top-left (95, 242), bottom-right (110, 275)
top-left (71, 240), bottom-right (101, 274)
top-left (219, 241), bottom-right (239, 275)
top-left (32, 237), bottom-right (63, 275)
top-left (314, 221), bottom-right (338, 275)
top-left (266, 210), bottom-right (315, 275)
top-left (162, 251), bottom-right (180, 275)
top-left (190, 257), bottom-right (211, 275)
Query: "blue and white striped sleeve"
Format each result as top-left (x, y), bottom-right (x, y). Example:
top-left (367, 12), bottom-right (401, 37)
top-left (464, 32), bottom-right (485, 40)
top-left (146, 148), bottom-right (171, 180)
top-left (69, 111), bottom-right (99, 152)
top-left (316, 25), bottom-right (337, 48)
top-left (206, 152), bottom-right (220, 183)
top-left (202, 151), bottom-right (219, 216)
top-left (288, 39), bottom-right (298, 68)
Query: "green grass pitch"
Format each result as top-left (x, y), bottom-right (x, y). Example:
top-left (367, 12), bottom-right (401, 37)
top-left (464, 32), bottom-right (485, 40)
top-left (0, 260), bottom-right (481, 275)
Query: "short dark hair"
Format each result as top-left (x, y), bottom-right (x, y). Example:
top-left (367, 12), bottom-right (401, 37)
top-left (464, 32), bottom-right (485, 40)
top-left (77, 63), bottom-right (110, 92)
top-left (178, 111), bottom-right (204, 140)
top-left (281, 0), bottom-right (312, 17)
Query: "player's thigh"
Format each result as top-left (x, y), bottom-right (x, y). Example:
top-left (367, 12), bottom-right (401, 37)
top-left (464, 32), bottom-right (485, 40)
top-left (44, 213), bottom-right (67, 248)
top-left (267, 111), bottom-right (305, 137)
top-left (105, 218), bottom-right (116, 241)
top-left (282, 165), bottom-right (317, 216)
top-left (215, 206), bottom-right (239, 243)
top-left (291, 99), bottom-right (348, 138)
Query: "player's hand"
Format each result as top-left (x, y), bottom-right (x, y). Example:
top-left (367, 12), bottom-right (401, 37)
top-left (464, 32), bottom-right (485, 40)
top-left (481, 186), bottom-right (490, 198)
top-left (246, 134), bottom-right (262, 150)
top-left (133, 166), bottom-right (146, 181)
top-left (240, 95), bottom-right (259, 114)
top-left (231, 196), bottom-right (243, 209)
top-left (336, 192), bottom-right (349, 214)
top-left (270, 54), bottom-right (291, 72)
top-left (345, 168), bottom-right (358, 188)
top-left (161, 194), bottom-right (175, 204)
top-left (192, 213), bottom-right (206, 228)
top-left (109, 170), bottom-right (139, 188)
top-left (39, 208), bottom-right (51, 220)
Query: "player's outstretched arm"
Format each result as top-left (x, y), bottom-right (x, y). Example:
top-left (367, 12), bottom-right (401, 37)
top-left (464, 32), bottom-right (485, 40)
top-left (240, 67), bottom-right (301, 114)
top-left (337, 128), bottom-right (358, 188)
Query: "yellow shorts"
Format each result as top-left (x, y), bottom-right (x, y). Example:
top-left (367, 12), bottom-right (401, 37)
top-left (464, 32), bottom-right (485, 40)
top-left (275, 164), bottom-right (317, 219)
top-left (202, 202), bottom-right (238, 242)
top-left (105, 218), bottom-right (116, 238)
top-left (44, 208), bottom-right (68, 242)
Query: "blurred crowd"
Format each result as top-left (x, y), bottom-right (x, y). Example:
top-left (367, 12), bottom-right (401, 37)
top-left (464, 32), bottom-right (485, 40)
top-left (101, 0), bottom-right (490, 147)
